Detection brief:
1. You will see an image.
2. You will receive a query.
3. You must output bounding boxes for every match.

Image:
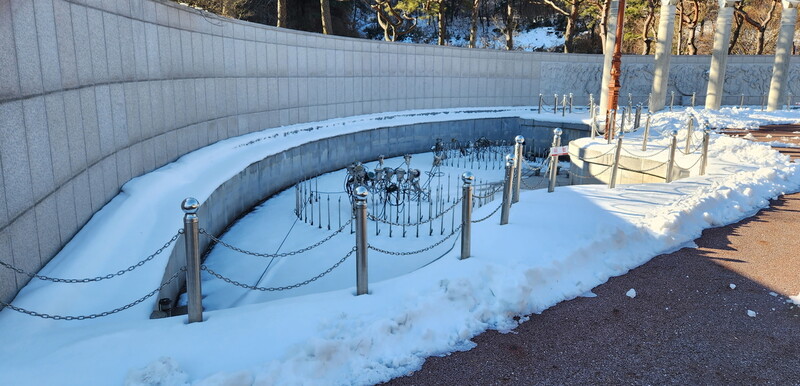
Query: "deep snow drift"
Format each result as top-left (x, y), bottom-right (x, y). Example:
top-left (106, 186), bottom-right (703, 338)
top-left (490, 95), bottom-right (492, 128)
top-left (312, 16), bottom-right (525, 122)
top-left (0, 105), bottom-right (798, 386)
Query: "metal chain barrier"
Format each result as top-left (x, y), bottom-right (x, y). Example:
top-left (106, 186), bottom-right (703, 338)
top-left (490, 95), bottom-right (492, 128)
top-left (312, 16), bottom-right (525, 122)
top-left (200, 219), bottom-right (352, 258)
top-left (0, 230), bottom-right (183, 283)
top-left (201, 247), bottom-right (356, 291)
top-left (0, 267), bottom-right (186, 320)
top-left (368, 198), bottom-right (461, 227)
top-left (620, 145), bottom-right (670, 158)
top-left (472, 186), bottom-right (503, 199)
top-left (675, 155), bottom-right (703, 170)
top-left (572, 163), bottom-right (615, 179)
top-left (471, 203), bottom-right (503, 223)
top-left (568, 146), bottom-right (617, 161)
top-left (621, 160), bottom-right (669, 174)
top-left (368, 225), bottom-right (462, 256)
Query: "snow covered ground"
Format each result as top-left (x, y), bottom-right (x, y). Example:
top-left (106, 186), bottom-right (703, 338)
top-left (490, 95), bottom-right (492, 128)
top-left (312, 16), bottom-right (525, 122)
top-left (0, 105), bottom-right (798, 386)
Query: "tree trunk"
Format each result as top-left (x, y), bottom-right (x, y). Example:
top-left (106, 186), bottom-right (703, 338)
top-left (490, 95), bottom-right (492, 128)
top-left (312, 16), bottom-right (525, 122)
top-left (437, 1), bottom-right (447, 45)
top-left (729, 10), bottom-right (743, 54)
top-left (320, 0), bottom-right (332, 34)
top-left (641, 0), bottom-right (655, 54)
top-left (469, 0), bottom-right (480, 48)
top-left (504, 2), bottom-right (515, 50)
top-left (277, 0), bottom-right (287, 28)
top-left (563, 2), bottom-right (579, 53)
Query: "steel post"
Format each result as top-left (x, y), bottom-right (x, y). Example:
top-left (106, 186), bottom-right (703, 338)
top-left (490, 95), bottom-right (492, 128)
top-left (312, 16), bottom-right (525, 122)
top-left (670, 91), bottom-right (675, 111)
top-left (666, 131), bottom-right (678, 183)
top-left (684, 117), bottom-right (694, 154)
top-left (548, 128), bottom-right (562, 193)
top-left (538, 93), bottom-right (543, 114)
top-left (182, 198), bottom-right (203, 324)
top-left (512, 135), bottom-right (524, 203)
top-left (609, 136), bottom-right (624, 189)
top-left (354, 186), bottom-right (369, 295)
top-left (500, 155), bottom-right (514, 225)
top-left (642, 113), bottom-right (652, 151)
top-left (700, 124), bottom-right (710, 175)
top-left (460, 172), bottom-right (474, 259)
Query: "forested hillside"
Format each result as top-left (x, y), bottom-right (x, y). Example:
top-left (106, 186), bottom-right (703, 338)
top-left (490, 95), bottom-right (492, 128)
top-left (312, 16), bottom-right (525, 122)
top-left (176, 0), bottom-right (798, 54)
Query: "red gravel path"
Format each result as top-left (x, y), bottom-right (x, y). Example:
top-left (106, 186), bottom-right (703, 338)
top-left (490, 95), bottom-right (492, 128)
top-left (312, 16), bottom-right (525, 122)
top-left (384, 193), bottom-right (800, 385)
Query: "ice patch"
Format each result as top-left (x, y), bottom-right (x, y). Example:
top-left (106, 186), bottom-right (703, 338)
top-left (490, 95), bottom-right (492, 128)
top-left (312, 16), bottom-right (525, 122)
top-left (580, 291), bottom-right (598, 298)
top-left (729, 283), bottom-right (737, 289)
top-left (747, 310), bottom-right (757, 317)
top-left (790, 293), bottom-right (800, 305)
top-left (626, 289), bottom-right (637, 298)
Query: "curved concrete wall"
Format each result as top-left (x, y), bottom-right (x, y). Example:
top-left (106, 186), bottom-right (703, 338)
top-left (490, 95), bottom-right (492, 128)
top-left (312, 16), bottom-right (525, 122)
top-left (0, 0), bottom-right (797, 302)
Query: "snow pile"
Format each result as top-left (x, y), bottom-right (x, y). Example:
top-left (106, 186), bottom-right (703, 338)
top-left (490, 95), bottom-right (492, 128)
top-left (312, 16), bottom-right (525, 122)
top-left (0, 106), bottom-right (797, 385)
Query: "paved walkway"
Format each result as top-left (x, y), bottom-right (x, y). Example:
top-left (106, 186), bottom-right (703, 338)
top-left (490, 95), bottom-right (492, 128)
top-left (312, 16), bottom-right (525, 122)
top-left (723, 124), bottom-right (800, 160)
top-left (385, 192), bottom-right (800, 385)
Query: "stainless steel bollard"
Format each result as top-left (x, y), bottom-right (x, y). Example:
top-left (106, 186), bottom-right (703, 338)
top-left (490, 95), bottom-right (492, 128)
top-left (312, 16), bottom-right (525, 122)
top-left (354, 186), bottom-right (369, 295)
top-left (609, 136), bottom-right (623, 189)
top-left (607, 109), bottom-right (616, 144)
top-left (569, 93), bottom-right (573, 114)
top-left (740, 93), bottom-right (745, 109)
top-left (591, 114), bottom-right (598, 140)
top-left (700, 124), bottom-right (710, 176)
top-left (684, 117), bottom-right (694, 154)
top-left (553, 94), bottom-right (558, 114)
top-left (670, 91), bottom-right (675, 112)
top-left (762, 94), bottom-right (767, 111)
top-left (512, 135), bottom-right (524, 204)
top-left (182, 198), bottom-right (203, 324)
top-left (589, 93), bottom-right (595, 119)
top-left (548, 128), bottom-right (562, 193)
top-left (665, 131), bottom-right (678, 183)
top-left (500, 155), bottom-right (514, 225)
top-left (641, 113), bottom-right (652, 151)
top-left (538, 93), bottom-right (543, 114)
top-left (634, 104), bottom-right (642, 129)
top-left (561, 95), bottom-right (567, 116)
top-left (460, 172), bottom-right (474, 260)
top-left (619, 109), bottom-right (627, 133)
top-left (691, 92), bottom-right (696, 107)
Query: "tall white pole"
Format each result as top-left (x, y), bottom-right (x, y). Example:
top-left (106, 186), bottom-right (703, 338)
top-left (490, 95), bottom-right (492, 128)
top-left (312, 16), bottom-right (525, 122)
top-left (705, 0), bottom-right (738, 110)
top-left (767, 1), bottom-right (799, 111)
top-left (650, 0), bottom-right (678, 112)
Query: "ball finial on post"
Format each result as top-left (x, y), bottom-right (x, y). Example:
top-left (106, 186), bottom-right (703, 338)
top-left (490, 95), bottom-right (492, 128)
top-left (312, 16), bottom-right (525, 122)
top-left (553, 128), bottom-right (563, 136)
top-left (181, 197), bottom-right (200, 214)
top-left (461, 171), bottom-right (474, 184)
top-left (515, 135), bottom-right (524, 144)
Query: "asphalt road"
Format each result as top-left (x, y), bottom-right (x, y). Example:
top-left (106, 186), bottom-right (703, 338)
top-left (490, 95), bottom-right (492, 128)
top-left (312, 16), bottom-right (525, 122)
top-left (384, 193), bottom-right (800, 385)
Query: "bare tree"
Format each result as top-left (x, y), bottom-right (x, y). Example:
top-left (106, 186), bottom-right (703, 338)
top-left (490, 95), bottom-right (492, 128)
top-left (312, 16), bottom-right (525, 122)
top-left (732, 0), bottom-right (780, 54)
top-left (540, 0), bottom-right (585, 53)
top-left (677, 0), bottom-right (702, 54)
top-left (641, 0), bottom-right (656, 54)
top-left (469, 0), bottom-right (480, 48)
top-left (371, 0), bottom-right (417, 41)
top-left (502, 1), bottom-right (518, 50)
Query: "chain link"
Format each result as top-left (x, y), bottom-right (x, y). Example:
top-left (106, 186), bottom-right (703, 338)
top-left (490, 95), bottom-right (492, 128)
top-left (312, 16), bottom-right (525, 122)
top-left (473, 186), bottom-right (503, 199)
top-left (368, 198), bottom-right (461, 227)
top-left (622, 160), bottom-right (669, 173)
top-left (471, 203), bottom-right (503, 223)
top-left (568, 145), bottom-right (617, 161)
top-left (200, 219), bottom-right (352, 259)
top-left (0, 230), bottom-right (183, 283)
top-left (201, 248), bottom-right (355, 291)
top-left (674, 154), bottom-right (703, 170)
top-left (0, 267), bottom-right (186, 320)
top-left (620, 145), bottom-right (670, 158)
top-left (368, 226), bottom-right (462, 256)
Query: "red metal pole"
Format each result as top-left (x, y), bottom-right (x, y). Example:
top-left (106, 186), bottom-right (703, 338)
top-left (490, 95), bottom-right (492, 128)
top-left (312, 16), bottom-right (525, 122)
top-left (605, 0), bottom-right (626, 140)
